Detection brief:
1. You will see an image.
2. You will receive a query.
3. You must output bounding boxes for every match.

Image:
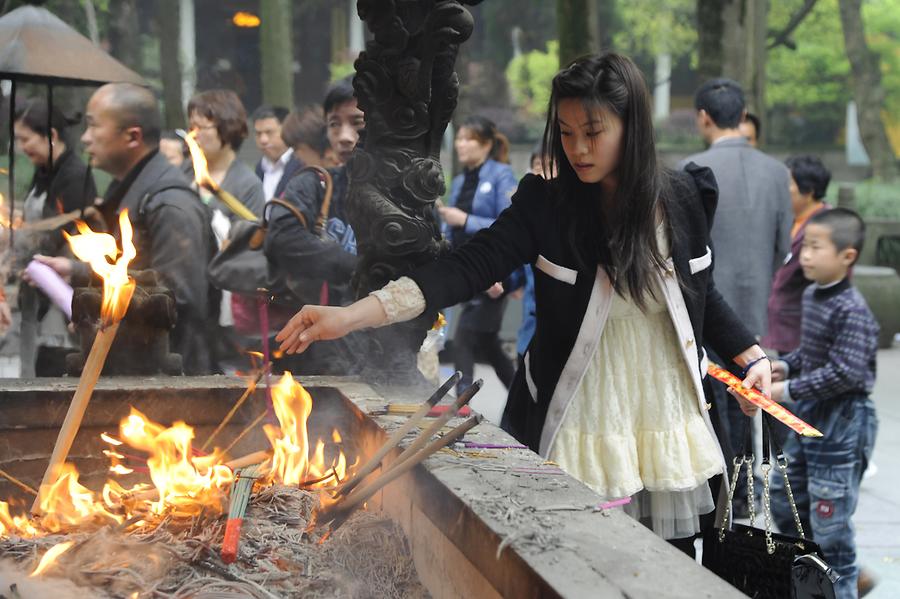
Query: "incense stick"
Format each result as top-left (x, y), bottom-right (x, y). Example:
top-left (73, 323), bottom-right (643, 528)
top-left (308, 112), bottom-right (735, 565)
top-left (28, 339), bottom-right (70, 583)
top-left (322, 415), bottom-right (484, 531)
top-left (221, 410), bottom-right (269, 457)
top-left (32, 321), bottom-right (122, 514)
top-left (0, 467), bottom-right (38, 496)
top-left (332, 372), bottom-right (461, 498)
top-left (201, 371), bottom-right (264, 452)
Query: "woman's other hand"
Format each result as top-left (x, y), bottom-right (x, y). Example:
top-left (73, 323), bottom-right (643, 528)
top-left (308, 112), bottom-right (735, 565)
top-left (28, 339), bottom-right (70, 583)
top-left (438, 206), bottom-right (467, 228)
top-left (275, 296), bottom-right (387, 355)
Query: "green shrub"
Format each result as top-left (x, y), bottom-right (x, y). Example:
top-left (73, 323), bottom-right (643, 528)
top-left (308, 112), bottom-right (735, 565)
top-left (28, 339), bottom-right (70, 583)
top-left (826, 180), bottom-right (900, 220)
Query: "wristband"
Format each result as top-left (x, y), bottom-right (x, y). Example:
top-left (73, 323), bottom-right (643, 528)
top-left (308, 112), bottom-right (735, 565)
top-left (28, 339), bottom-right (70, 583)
top-left (741, 355), bottom-right (770, 378)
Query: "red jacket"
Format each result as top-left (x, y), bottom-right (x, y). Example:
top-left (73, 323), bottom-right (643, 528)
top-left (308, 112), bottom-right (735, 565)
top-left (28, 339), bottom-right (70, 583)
top-left (762, 203), bottom-right (830, 353)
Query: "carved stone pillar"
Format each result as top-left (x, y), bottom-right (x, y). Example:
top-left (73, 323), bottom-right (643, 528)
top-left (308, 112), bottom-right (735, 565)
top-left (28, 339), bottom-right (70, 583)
top-left (346, 0), bottom-right (482, 382)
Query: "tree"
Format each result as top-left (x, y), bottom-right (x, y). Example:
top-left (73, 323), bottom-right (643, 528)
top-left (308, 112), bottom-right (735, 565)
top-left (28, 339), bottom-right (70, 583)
top-left (260, 0), bottom-right (294, 108)
top-left (107, 0), bottom-right (141, 72)
top-left (557, 0), bottom-right (593, 67)
top-left (837, 0), bottom-right (898, 180)
top-left (156, 0), bottom-right (185, 129)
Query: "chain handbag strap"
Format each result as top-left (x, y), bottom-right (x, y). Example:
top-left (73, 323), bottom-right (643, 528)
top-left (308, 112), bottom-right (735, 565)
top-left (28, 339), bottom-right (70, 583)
top-left (718, 421), bottom-right (754, 540)
top-left (718, 415), bottom-right (808, 552)
top-left (765, 413), bottom-right (808, 543)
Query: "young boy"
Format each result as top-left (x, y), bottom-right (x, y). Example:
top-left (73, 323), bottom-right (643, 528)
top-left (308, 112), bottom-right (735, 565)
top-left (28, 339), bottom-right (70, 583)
top-left (770, 208), bottom-right (879, 599)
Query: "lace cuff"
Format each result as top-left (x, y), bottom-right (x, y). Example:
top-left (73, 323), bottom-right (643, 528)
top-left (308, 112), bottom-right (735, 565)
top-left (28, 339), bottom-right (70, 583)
top-left (369, 276), bottom-right (426, 326)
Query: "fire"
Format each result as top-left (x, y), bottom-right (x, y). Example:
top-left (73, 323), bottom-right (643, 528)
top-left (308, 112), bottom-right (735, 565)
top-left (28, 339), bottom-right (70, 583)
top-left (264, 373), bottom-right (351, 488)
top-left (0, 193), bottom-right (9, 228)
top-left (38, 464), bottom-right (121, 532)
top-left (115, 408), bottom-right (233, 514)
top-left (63, 209), bottom-right (136, 325)
top-left (0, 374), bottom-right (353, 541)
top-left (182, 130), bottom-right (216, 191)
top-left (30, 540), bottom-right (74, 577)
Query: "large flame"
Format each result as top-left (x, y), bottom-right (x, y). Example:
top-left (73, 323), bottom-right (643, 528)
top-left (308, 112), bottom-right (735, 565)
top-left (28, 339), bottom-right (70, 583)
top-left (0, 374), bottom-right (353, 540)
top-left (264, 373), bottom-right (350, 487)
top-left (63, 209), bottom-right (136, 325)
top-left (117, 408), bottom-right (233, 514)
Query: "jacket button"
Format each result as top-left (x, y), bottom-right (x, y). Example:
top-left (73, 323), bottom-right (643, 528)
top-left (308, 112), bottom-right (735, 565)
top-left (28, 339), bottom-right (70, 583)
top-left (685, 338), bottom-right (695, 348)
top-left (705, 402), bottom-right (712, 411)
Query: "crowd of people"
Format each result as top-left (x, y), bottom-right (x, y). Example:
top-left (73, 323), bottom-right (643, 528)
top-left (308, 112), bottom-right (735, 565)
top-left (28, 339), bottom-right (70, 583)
top-left (0, 51), bottom-right (881, 598)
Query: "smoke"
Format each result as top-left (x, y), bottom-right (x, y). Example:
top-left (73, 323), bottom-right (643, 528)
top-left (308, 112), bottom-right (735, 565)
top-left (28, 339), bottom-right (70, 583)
top-left (0, 562), bottom-right (85, 599)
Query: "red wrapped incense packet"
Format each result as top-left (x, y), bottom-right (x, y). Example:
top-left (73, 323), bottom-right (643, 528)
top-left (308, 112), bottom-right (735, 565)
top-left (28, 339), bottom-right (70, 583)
top-left (221, 518), bottom-right (243, 564)
top-left (708, 363), bottom-right (823, 438)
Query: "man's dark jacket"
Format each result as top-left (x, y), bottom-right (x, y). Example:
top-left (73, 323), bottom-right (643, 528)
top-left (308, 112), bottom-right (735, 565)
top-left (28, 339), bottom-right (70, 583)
top-left (89, 151), bottom-right (215, 374)
top-left (264, 166), bottom-right (356, 307)
top-left (255, 154), bottom-right (303, 200)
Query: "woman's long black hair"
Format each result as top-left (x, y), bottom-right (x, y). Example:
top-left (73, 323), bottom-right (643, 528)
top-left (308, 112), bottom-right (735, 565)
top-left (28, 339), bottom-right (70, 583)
top-left (542, 53), bottom-right (672, 309)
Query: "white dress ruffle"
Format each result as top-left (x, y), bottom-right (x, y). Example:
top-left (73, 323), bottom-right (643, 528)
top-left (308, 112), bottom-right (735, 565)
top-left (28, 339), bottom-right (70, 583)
top-left (549, 281), bottom-right (722, 539)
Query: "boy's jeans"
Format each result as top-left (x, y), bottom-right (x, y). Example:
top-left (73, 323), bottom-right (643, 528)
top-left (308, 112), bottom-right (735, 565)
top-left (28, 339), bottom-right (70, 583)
top-left (771, 396), bottom-right (878, 599)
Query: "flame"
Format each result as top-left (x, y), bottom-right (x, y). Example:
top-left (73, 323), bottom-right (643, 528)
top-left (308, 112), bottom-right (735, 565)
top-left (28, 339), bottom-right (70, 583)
top-left (264, 373), bottom-right (351, 488)
top-left (0, 376), bottom-right (354, 540)
top-left (116, 408), bottom-right (233, 514)
top-left (183, 130), bottom-right (217, 191)
top-left (30, 540), bottom-right (74, 577)
top-left (38, 464), bottom-right (121, 532)
top-left (63, 209), bottom-right (136, 325)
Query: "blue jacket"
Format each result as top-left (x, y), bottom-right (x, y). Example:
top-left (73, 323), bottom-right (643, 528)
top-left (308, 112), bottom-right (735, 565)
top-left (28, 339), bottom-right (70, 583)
top-left (445, 159), bottom-right (518, 238)
top-left (508, 265), bottom-right (536, 356)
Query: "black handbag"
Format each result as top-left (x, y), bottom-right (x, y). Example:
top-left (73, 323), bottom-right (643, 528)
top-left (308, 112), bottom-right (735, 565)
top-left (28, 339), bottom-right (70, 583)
top-left (702, 415), bottom-right (839, 599)
top-left (206, 166), bottom-right (333, 297)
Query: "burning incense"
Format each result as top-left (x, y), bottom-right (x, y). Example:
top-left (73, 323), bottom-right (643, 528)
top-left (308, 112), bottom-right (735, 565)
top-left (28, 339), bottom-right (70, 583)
top-left (321, 414), bottom-right (484, 531)
top-left (221, 410), bottom-right (269, 456)
top-left (201, 370), bottom-right (265, 452)
top-left (333, 372), bottom-right (461, 498)
top-left (32, 211), bottom-right (137, 514)
top-left (177, 129), bottom-right (258, 222)
top-left (708, 363), bottom-right (823, 437)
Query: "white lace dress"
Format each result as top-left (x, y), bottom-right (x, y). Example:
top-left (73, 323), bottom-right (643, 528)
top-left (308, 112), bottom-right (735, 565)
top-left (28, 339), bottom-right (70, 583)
top-left (547, 284), bottom-right (721, 539)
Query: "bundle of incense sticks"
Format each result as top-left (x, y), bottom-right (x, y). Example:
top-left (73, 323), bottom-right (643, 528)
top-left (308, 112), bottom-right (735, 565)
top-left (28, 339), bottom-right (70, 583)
top-left (708, 363), bottom-right (823, 437)
top-left (221, 463), bottom-right (261, 564)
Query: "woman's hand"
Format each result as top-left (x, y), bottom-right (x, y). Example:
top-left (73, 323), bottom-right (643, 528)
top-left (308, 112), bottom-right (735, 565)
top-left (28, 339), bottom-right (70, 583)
top-left (728, 347), bottom-right (772, 417)
top-left (438, 206), bottom-right (467, 228)
top-left (275, 296), bottom-right (388, 355)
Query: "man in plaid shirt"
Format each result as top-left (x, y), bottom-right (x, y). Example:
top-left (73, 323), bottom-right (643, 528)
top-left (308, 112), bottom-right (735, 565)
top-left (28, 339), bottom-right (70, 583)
top-left (770, 208), bottom-right (879, 599)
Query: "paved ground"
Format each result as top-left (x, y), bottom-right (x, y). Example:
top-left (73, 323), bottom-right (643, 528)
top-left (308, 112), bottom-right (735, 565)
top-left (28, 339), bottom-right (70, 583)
top-left (451, 341), bottom-right (900, 597)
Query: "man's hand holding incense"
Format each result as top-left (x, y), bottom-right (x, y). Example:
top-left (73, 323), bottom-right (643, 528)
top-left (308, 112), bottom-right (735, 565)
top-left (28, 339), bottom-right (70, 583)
top-left (24, 255), bottom-right (73, 285)
top-left (276, 296), bottom-right (388, 355)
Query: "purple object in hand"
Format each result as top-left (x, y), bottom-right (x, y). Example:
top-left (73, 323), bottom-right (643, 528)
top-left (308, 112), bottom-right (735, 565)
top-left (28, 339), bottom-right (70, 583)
top-left (25, 260), bottom-right (73, 319)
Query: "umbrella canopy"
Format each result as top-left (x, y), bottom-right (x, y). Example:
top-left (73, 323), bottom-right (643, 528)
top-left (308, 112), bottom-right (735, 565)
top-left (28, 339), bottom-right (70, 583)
top-left (1, 4), bottom-right (147, 248)
top-left (0, 5), bottom-right (145, 86)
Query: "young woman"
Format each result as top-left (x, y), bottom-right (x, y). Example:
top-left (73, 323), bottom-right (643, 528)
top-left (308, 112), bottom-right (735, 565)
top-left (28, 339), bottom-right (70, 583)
top-left (439, 115), bottom-right (518, 394)
top-left (275, 54), bottom-right (771, 550)
top-left (14, 98), bottom-right (96, 376)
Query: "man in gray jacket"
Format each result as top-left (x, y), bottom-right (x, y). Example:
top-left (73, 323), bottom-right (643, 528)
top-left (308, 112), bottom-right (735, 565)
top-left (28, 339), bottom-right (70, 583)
top-left (35, 83), bottom-right (214, 374)
top-left (680, 79), bottom-right (791, 339)
top-left (680, 79), bottom-right (791, 517)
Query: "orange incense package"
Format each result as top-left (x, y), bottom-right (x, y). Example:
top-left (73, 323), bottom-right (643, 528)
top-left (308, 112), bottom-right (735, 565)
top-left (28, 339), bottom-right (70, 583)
top-left (708, 363), bottom-right (823, 438)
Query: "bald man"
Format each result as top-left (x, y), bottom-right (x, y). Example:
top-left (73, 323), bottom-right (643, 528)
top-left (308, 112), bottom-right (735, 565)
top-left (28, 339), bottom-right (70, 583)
top-left (35, 83), bottom-right (215, 374)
